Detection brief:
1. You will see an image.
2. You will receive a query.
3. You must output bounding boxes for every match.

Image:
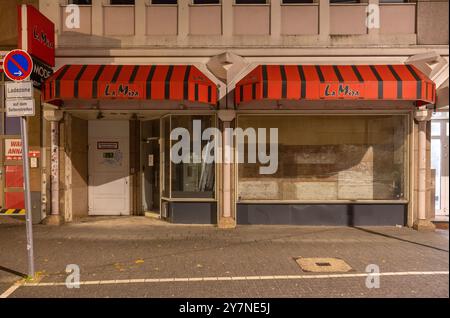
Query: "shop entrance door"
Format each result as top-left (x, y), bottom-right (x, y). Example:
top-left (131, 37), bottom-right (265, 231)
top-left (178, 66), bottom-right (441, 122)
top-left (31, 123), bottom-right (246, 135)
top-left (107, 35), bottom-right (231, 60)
top-left (141, 119), bottom-right (160, 215)
top-left (88, 120), bottom-right (130, 215)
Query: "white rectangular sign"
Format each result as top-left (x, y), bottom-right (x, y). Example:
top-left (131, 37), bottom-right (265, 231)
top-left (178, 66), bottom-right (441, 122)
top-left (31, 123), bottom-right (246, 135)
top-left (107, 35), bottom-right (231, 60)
top-left (4, 139), bottom-right (22, 160)
top-left (5, 81), bottom-right (33, 99)
top-left (6, 99), bottom-right (35, 117)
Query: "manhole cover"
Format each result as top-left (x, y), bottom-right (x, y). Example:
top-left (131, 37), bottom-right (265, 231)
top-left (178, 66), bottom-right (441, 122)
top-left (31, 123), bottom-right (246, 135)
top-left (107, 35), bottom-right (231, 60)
top-left (295, 257), bottom-right (352, 273)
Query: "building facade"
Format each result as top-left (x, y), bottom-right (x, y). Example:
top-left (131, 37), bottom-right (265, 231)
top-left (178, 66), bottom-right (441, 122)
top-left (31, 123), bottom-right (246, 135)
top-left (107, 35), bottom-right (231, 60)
top-left (1, 0), bottom-right (449, 229)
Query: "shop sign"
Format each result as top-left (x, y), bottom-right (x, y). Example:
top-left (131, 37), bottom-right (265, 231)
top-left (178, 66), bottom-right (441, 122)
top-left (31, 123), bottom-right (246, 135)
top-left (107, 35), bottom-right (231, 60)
top-left (320, 83), bottom-right (363, 99)
top-left (5, 139), bottom-right (22, 160)
top-left (31, 57), bottom-right (53, 89)
top-left (99, 83), bottom-right (143, 99)
top-left (18, 5), bottom-right (55, 67)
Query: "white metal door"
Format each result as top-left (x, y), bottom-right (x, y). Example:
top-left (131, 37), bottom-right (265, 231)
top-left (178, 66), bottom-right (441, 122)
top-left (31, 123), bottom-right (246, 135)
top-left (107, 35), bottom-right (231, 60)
top-left (88, 120), bottom-right (130, 215)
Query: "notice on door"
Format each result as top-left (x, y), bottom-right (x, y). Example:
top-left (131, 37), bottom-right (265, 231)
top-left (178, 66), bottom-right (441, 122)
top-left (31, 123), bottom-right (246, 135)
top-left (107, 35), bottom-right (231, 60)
top-left (97, 141), bottom-right (119, 150)
top-left (5, 139), bottom-right (22, 160)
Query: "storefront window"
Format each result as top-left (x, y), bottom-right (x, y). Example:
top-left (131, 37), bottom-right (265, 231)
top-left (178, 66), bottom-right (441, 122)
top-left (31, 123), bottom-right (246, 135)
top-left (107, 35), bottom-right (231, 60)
top-left (163, 115), bottom-right (216, 199)
top-left (5, 117), bottom-right (21, 135)
top-left (237, 115), bottom-right (407, 201)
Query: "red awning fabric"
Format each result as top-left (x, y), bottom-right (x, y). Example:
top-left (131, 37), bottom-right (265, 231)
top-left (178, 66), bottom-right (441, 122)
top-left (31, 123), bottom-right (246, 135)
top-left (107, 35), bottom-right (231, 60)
top-left (43, 64), bottom-right (218, 105)
top-left (235, 65), bottom-right (435, 106)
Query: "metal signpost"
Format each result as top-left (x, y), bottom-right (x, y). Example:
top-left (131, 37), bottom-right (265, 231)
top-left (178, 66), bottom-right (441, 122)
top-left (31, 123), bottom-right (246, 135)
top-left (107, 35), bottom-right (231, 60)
top-left (3, 49), bottom-right (35, 278)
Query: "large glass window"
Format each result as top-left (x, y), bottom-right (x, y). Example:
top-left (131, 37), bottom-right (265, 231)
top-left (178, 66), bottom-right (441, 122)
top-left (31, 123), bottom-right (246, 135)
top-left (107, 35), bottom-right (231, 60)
top-left (237, 115), bottom-right (408, 201)
top-left (162, 115), bottom-right (216, 199)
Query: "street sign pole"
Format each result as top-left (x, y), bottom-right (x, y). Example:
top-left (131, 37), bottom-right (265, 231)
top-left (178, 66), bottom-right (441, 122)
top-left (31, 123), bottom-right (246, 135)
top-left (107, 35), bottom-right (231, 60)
top-left (20, 116), bottom-right (35, 278)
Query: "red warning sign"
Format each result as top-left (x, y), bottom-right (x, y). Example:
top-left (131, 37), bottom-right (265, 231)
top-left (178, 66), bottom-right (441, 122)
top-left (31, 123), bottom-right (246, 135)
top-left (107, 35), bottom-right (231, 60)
top-left (4, 139), bottom-right (23, 160)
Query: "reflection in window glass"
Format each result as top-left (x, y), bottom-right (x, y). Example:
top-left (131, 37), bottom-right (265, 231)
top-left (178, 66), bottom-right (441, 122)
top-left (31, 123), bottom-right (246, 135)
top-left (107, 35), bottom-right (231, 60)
top-left (69, 0), bottom-right (92, 4)
top-left (235, 0), bottom-right (267, 4)
top-left (162, 116), bottom-right (171, 198)
top-left (283, 0), bottom-right (314, 3)
top-left (238, 115), bottom-right (407, 201)
top-left (431, 138), bottom-right (441, 210)
top-left (152, 0), bottom-right (177, 4)
top-left (169, 115), bottom-right (215, 198)
top-left (193, 0), bottom-right (220, 3)
top-left (5, 117), bottom-right (21, 135)
top-left (431, 122), bottom-right (441, 137)
top-left (110, 0), bottom-right (135, 4)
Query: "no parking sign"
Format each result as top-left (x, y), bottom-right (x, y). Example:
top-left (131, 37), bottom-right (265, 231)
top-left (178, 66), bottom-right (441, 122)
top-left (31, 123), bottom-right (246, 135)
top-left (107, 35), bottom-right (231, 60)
top-left (3, 49), bottom-right (33, 81)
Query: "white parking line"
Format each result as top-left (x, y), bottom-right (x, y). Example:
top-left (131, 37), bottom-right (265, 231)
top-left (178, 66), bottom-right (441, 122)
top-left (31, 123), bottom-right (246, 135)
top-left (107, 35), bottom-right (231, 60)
top-left (0, 282), bottom-right (23, 298)
top-left (20, 271), bottom-right (449, 288)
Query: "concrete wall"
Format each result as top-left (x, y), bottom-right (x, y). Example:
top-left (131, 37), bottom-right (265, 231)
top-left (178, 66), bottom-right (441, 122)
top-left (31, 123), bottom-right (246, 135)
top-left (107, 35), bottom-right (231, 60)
top-left (63, 114), bottom-right (88, 221)
top-left (330, 4), bottom-right (367, 35)
top-left (281, 4), bottom-right (319, 35)
top-left (0, 0), bottom-right (39, 50)
top-left (37, 0), bottom-right (448, 50)
top-left (147, 5), bottom-right (178, 35)
top-left (417, 0), bottom-right (449, 45)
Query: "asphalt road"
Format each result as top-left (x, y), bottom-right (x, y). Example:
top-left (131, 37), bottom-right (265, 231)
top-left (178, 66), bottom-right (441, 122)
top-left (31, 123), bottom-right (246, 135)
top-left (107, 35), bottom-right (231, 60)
top-left (0, 216), bottom-right (448, 298)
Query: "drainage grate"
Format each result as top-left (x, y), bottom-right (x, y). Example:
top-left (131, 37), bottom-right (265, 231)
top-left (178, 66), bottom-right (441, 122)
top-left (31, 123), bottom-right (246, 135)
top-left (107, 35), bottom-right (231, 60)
top-left (315, 262), bottom-right (332, 267)
top-left (295, 257), bottom-right (352, 273)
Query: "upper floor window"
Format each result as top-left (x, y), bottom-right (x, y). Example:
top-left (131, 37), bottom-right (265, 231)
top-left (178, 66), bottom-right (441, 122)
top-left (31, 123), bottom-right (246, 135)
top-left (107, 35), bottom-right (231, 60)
top-left (152, 0), bottom-right (178, 4)
top-left (110, 0), bottom-right (135, 4)
top-left (379, 0), bottom-right (409, 2)
top-left (193, 0), bottom-right (220, 4)
top-left (282, 0), bottom-right (314, 3)
top-left (69, 0), bottom-right (92, 4)
top-left (330, 0), bottom-right (360, 3)
top-left (235, 0), bottom-right (267, 4)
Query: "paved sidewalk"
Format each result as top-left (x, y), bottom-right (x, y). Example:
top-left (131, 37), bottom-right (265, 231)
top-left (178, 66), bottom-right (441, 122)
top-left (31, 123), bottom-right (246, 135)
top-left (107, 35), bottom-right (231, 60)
top-left (0, 216), bottom-right (448, 298)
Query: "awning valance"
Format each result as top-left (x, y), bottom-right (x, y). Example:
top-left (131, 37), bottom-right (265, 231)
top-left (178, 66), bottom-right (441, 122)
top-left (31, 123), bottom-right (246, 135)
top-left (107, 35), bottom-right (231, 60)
top-left (235, 65), bottom-right (435, 106)
top-left (43, 64), bottom-right (218, 105)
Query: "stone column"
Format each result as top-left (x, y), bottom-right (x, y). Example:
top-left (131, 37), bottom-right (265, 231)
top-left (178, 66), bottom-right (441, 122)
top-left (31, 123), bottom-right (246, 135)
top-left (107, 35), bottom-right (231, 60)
top-left (222, 0), bottom-right (233, 37)
top-left (42, 110), bottom-right (64, 225)
top-left (367, 0), bottom-right (380, 36)
top-left (178, 0), bottom-right (189, 37)
top-left (413, 106), bottom-right (435, 231)
top-left (135, 0), bottom-right (146, 37)
top-left (218, 110), bottom-right (236, 229)
top-left (319, 0), bottom-right (330, 42)
top-left (91, 0), bottom-right (104, 36)
top-left (270, 0), bottom-right (281, 38)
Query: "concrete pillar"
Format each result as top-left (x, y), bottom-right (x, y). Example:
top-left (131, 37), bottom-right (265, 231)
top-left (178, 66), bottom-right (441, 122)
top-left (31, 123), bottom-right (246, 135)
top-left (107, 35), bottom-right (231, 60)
top-left (319, 0), bottom-right (330, 42)
top-left (92, 0), bottom-right (104, 36)
top-left (367, 0), bottom-right (380, 36)
top-left (218, 110), bottom-right (236, 229)
top-left (42, 110), bottom-right (64, 225)
top-left (135, 0), bottom-right (146, 36)
top-left (222, 0), bottom-right (233, 37)
top-left (413, 106), bottom-right (435, 231)
top-left (178, 0), bottom-right (189, 37)
top-left (270, 0), bottom-right (281, 38)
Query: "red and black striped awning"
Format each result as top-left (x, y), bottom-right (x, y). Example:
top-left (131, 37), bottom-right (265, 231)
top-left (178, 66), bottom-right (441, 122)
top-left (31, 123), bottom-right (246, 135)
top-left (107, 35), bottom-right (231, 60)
top-left (43, 64), bottom-right (218, 105)
top-left (235, 65), bottom-right (435, 106)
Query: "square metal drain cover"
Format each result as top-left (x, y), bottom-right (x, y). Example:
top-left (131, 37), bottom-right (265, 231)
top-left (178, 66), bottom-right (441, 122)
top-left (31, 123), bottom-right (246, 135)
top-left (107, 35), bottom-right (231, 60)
top-left (295, 257), bottom-right (352, 273)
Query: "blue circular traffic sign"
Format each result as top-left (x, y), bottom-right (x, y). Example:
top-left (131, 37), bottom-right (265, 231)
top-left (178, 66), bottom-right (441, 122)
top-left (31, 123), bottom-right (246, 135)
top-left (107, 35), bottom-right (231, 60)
top-left (3, 49), bottom-right (33, 81)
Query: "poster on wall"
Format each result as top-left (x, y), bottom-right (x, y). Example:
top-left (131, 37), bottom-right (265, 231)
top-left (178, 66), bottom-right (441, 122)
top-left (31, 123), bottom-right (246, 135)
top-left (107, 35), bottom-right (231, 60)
top-left (4, 139), bottom-right (23, 160)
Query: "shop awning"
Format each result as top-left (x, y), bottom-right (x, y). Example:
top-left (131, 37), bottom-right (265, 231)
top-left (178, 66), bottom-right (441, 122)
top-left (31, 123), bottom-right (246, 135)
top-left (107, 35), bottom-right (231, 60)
top-left (235, 65), bottom-right (435, 106)
top-left (43, 64), bottom-right (218, 105)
